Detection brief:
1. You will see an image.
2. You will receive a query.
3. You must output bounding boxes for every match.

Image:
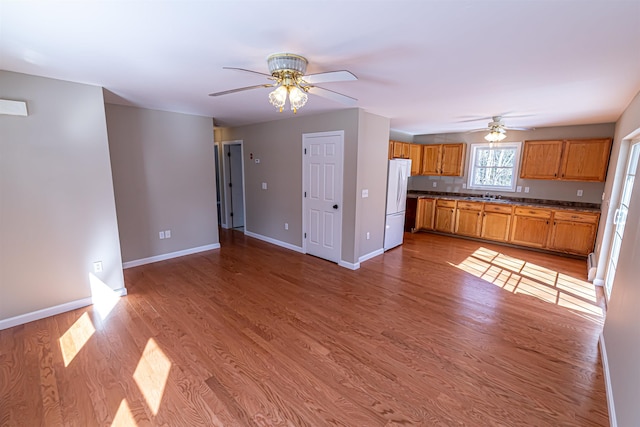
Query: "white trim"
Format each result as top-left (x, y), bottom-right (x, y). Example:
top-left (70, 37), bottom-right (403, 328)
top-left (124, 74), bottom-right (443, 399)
top-left (123, 243), bottom-right (220, 268)
top-left (244, 230), bottom-right (304, 253)
top-left (0, 288), bottom-right (128, 330)
top-left (359, 248), bottom-right (384, 263)
top-left (599, 333), bottom-right (617, 427)
top-left (338, 260), bottom-right (360, 270)
top-left (593, 278), bottom-right (605, 287)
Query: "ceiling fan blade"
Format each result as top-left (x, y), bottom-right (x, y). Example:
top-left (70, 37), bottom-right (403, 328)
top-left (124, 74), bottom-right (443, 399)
top-left (307, 86), bottom-right (358, 106)
top-left (222, 67), bottom-right (273, 78)
top-left (209, 84), bottom-right (275, 97)
top-left (303, 70), bottom-right (357, 84)
top-left (505, 126), bottom-right (535, 131)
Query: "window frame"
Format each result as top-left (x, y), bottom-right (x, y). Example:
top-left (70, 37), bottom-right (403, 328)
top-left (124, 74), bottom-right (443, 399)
top-left (466, 142), bottom-right (522, 192)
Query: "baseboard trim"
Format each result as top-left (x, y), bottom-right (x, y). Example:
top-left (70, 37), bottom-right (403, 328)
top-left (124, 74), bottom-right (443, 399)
top-left (338, 260), bottom-right (360, 270)
top-left (0, 287), bottom-right (127, 331)
top-left (123, 243), bottom-right (221, 269)
top-left (244, 231), bottom-right (304, 254)
top-left (599, 333), bottom-right (617, 427)
top-left (359, 248), bottom-right (384, 264)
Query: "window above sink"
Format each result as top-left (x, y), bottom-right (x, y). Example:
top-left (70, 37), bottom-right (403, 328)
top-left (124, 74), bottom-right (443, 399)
top-left (467, 142), bottom-right (522, 192)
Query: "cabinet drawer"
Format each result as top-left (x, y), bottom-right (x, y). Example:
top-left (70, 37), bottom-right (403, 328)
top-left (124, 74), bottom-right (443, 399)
top-left (553, 210), bottom-right (599, 223)
top-left (436, 199), bottom-right (456, 208)
top-left (457, 201), bottom-right (482, 210)
top-left (484, 203), bottom-right (513, 214)
top-left (514, 207), bottom-right (552, 219)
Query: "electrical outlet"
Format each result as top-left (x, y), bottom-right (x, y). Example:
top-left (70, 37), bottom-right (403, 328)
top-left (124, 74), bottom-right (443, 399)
top-left (165, 230), bottom-right (171, 238)
top-left (159, 231), bottom-right (165, 239)
top-left (577, 189), bottom-right (583, 197)
top-left (285, 223), bottom-right (288, 230)
top-left (516, 186), bottom-right (522, 192)
top-left (262, 182), bottom-right (267, 190)
top-left (524, 187), bottom-right (530, 193)
top-left (362, 189), bottom-right (369, 198)
top-left (462, 183), bottom-right (466, 189)
top-left (255, 159), bottom-right (260, 164)
top-left (93, 261), bottom-right (103, 273)
top-left (432, 182), bottom-right (437, 187)
top-left (366, 232), bottom-right (370, 240)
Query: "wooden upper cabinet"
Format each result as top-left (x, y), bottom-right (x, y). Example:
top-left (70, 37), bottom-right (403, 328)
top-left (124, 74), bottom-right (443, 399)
top-left (520, 140), bottom-right (564, 179)
top-left (421, 145), bottom-right (441, 175)
top-left (408, 144), bottom-right (422, 175)
top-left (440, 143), bottom-right (466, 176)
top-left (420, 143), bottom-right (465, 176)
top-left (520, 138), bottom-right (612, 182)
top-left (560, 139), bottom-right (612, 181)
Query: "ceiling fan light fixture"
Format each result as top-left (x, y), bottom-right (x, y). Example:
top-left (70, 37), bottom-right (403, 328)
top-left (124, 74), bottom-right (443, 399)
top-left (288, 86), bottom-right (308, 113)
top-left (267, 53), bottom-right (308, 75)
top-left (485, 129), bottom-right (507, 142)
top-left (268, 85), bottom-right (288, 112)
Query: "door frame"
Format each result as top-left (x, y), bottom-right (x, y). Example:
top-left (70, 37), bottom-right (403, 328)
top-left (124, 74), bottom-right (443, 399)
top-left (595, 126), bottom-right (640, 297)
top-left (221, 140), bottom-right (247, 231)
top-left (302, 130), bottom-right (344, 262)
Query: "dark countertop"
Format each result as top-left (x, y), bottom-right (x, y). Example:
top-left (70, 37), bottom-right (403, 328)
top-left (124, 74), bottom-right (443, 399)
top-left (407, 191), bottom-right (601, 212)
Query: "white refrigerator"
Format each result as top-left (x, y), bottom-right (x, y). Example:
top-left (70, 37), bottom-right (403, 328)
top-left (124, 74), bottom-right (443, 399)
top-left (384, 159), bottom-right (411, 251)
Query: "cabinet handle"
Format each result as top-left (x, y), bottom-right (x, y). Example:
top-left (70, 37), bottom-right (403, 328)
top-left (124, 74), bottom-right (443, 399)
top-left (546, 220), bottom-right (549, 225)
top-left (554, 173), bottom-right (557, 177)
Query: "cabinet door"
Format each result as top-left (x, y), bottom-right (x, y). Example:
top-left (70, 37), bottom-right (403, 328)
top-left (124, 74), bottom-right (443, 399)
top-left (548, 220), bottom-right (597, 255)
top-left (391, 141), bottom-right (404, 158)
top-left (440, 143), bottom-right (466, 176)
top-left (415, 198), bottom-right (435, 231)
top-left (481, 212), bottom-right (512, 242)
top-left (408, 144), bottom-right (422, 175)
top-left (510, 207), bottom-right (552, 248)
top-left (454, 201), bottom-right (482, 237)
top-left (560, 138), bottom-right (612, 181)
top-left (455, 208), bottom-right (482, 237)
top-left (434, 203), bottom-right (455, 233)
top-left (520, 140), bottom-right (564, 179)
top-left (388, 140), bottom-right (394, 159)
top-left (421, 145), bottom-right (441, 175)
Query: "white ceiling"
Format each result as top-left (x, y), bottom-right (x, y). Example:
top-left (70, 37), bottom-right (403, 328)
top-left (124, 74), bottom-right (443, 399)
top-left (2, 1), bottom-right (640, 135)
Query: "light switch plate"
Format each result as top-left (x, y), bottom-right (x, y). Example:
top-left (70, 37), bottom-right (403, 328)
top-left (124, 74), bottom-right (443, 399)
top-left (261, 182), bottom-right (267, 190)
top-left (362, 189), bottom-right (369, 198)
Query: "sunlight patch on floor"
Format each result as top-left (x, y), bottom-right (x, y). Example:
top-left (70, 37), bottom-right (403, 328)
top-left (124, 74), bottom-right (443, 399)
top-left (133, 338), bottom-right (171, 415)
top-left (90, 273), bottom-right (121, 321)
top-left (59, 312), bottom-right (96, 367)
top-left (450, 247), bottom-right (603, 317)
top-left (112, 399), bottom-right (137, 426)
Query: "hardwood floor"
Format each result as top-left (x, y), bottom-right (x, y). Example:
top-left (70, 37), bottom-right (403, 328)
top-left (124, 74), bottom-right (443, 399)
top-left (0, 230), bottom-right (609, 426)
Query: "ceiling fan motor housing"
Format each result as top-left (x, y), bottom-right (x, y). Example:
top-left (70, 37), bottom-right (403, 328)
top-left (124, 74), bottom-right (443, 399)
top-left (267, 53), bottom-right (308, 77)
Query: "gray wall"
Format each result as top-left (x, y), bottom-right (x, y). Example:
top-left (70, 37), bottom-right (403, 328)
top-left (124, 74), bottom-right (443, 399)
top-left (410, 123), bottom-right (615, 204)
top-left (601, 90), bottom-right (640, 427)
top-left (220, 108), bottom-right (389, 265)
top-left (105, 104), bottom-right (219, 263)
top-left (356, 110), bottom-right (391, 258)
top-left (0, 71), bottom-right (125, 321)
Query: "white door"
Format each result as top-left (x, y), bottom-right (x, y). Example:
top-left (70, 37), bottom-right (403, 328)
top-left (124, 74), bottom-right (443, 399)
top-left (303, 131), bottom-right (344, 263)
top-left (605, 141), bottom-right (640, 299)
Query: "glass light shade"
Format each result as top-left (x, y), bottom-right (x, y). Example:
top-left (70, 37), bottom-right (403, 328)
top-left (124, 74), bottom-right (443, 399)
top-left (485, 130), bottom-right (507, 142)
top-left (288, 86), bottom-right (308, 113)
top-left (268, 86), bottom-right (288, 111)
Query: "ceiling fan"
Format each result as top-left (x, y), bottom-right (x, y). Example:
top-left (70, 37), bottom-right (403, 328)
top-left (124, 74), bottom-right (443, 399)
top-left (464, 115), bottom-right (534, 142)
top-left (209, 53), bottom-right (358, 113)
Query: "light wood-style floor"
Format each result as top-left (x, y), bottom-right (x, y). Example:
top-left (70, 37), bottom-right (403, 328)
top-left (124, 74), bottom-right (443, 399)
top-left (0, 230), bottom-right (609, 426)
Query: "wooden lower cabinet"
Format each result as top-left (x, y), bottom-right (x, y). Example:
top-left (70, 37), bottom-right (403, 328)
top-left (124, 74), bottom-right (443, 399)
top-left (434, 200), bottom-right (456, 233)
top-left (455, 201), bottom-right (482, 237)
top-left (509, 207), bottom-right (552, 248)
top-left (415, 198), bottom-right (435, 231)
top-left (547, 211), bottom-right (599, 255)
top-left (481, 204), bottom-right (513, 242)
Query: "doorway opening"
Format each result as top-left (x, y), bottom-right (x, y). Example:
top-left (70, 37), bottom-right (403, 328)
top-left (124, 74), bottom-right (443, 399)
top-left (221, 140), bottom-right (246, 232)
